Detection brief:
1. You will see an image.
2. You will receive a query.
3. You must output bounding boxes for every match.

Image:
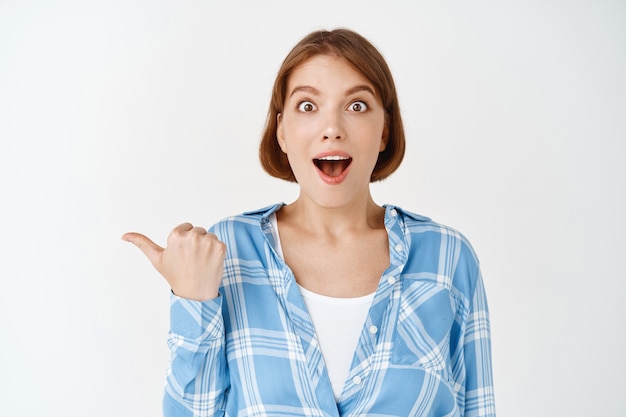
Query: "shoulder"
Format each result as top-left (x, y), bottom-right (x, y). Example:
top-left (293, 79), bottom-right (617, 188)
top-left (389, 205), bottom-right (478, 260)
top-left (209, 204), bottom-right (282, 229)
top-left (388, 205), bottom-right (481, 295)
top-left (208, 203), bottom-right (283, 244)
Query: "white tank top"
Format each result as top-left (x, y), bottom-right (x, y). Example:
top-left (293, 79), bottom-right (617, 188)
top-left (270, 213), bottom-right (375, 401)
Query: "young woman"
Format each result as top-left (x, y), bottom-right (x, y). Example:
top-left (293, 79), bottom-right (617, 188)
top-left (124, 29), bottom-right (495, 417)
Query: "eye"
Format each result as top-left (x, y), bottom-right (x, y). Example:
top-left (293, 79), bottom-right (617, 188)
top-left (297, 101), bottom-right (317, 112)
top-left (348, 101), bottom-right (368, 112)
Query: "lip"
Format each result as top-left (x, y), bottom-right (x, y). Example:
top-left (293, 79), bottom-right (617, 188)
top-left (312, 150), bottom-right (353, 185)
top-left (313, 150), bottom-right (353, 160)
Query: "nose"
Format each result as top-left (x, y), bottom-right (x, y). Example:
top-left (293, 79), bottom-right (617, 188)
top-left (322, 110), bottom-right (345, 141)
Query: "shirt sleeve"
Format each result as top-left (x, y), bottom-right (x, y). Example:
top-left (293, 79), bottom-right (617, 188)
top-left (163, 293), bottom-right (229, 417)
top-left (463, 270), bottom-right (496, 417)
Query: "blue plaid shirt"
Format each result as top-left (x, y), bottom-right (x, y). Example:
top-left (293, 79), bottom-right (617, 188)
top-left (163, 204), bottom-right (495, 416)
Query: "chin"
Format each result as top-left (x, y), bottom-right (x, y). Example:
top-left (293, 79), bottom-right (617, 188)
top-left (306, 185), bottom-right (368, 209)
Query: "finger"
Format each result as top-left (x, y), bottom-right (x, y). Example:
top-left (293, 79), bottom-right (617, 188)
top-left (190, 226), bottom-right (208, 235)
top-left (173, 223), bottom-right (194, 234)
top-left (121, 232), bottom-right (164, 265)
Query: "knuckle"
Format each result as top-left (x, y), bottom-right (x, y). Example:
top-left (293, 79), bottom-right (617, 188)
top-left (175, 223), bottom-right (193, 235)
top-left (207, 236), bottom-right (227, 256)
top-left (169, 223), bottom-right (193, 241)
top-left (192, 226), bottom-right (208, 236)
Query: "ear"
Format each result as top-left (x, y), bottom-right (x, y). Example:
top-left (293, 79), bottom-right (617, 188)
top-left (276, 113), bottom-right (287, 153)
top-left (379, 120), bottom-right (389, 152)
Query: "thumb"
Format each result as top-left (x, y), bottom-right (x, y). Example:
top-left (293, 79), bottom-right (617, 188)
top-left (122, 232), bottom-right (164, 266)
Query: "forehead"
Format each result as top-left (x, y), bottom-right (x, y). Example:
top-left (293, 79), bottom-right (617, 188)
top-left (286, 54), bottom-right (374, 94)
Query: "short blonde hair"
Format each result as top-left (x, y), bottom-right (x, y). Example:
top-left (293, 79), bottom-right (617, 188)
top-left (259, 29), bottom-right (405, 182)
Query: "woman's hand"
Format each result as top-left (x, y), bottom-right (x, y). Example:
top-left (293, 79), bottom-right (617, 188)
top-left (122, 223), bottom-right (226, 301)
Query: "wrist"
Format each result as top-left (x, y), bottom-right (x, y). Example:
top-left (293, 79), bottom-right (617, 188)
top-left (171, 288), bottom-right (219, 302)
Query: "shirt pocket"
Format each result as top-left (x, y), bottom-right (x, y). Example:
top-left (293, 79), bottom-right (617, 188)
top-left (391, 280), bottom-right (457, 381)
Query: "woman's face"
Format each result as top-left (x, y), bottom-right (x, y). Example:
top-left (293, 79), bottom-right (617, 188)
top-left (277, 54), bottom-right (387, 208)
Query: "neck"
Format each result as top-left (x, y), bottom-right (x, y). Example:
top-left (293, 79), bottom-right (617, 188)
top-left (279, 192), bottom-right (385, 238)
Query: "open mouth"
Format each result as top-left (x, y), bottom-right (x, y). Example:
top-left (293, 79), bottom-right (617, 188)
top-left (313, 155), bottom-right (353, 178)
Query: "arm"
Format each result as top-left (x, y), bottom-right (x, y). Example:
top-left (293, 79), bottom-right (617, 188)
top-left (463, 271), bottom-right (496, 417)
top-left (122, 223), bottom-right (228, 416)
top-left (163, 294), bottom-right (229, 417)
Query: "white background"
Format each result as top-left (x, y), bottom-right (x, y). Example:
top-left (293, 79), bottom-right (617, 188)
top-left (1, 1), bottom-right (624, 416)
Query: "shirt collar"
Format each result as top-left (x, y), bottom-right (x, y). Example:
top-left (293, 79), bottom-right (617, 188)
top-left (383, 204), bottom-right (431, 223)
top-left (242, 203), bottom-right (285, 221)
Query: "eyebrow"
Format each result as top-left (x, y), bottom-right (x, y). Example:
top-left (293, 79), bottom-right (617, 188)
top-left (345, 85), bottom-right (376, 97)
top-left (288, 84), bottom-right (377, 98)
top-left (289, 85), bottom-right (319, 98)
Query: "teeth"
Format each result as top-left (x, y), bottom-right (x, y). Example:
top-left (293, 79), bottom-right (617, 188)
top-left (317, 155), bottom-right (350, 161)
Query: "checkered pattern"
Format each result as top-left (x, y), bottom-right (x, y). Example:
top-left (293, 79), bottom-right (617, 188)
top-left (163, 204), bottom-right (495, 416)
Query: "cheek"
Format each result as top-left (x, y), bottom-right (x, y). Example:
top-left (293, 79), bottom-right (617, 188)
top-left (282, 120), bottom-right (317, 148)
top-left (355, 121), bottom-right (385, 150)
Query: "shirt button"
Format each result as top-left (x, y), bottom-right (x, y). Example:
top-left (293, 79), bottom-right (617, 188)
top-left (394, 243), bottom-right (403, 252)
top-left (353, 376), bottom-right (362, 385)
top-left (390, 208), bottom-right (398, 217)
top-left (369, 325), bottom-right (378, 334)
top-left (387, 276), bottom-right (396, 285)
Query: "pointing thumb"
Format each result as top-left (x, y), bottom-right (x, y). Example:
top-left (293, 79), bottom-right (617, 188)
top-left (122, 232), bottom-right (164, 266)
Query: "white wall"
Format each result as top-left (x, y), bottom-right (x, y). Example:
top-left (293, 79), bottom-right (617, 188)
top-left (1, 1), bottom-right (624, 415)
